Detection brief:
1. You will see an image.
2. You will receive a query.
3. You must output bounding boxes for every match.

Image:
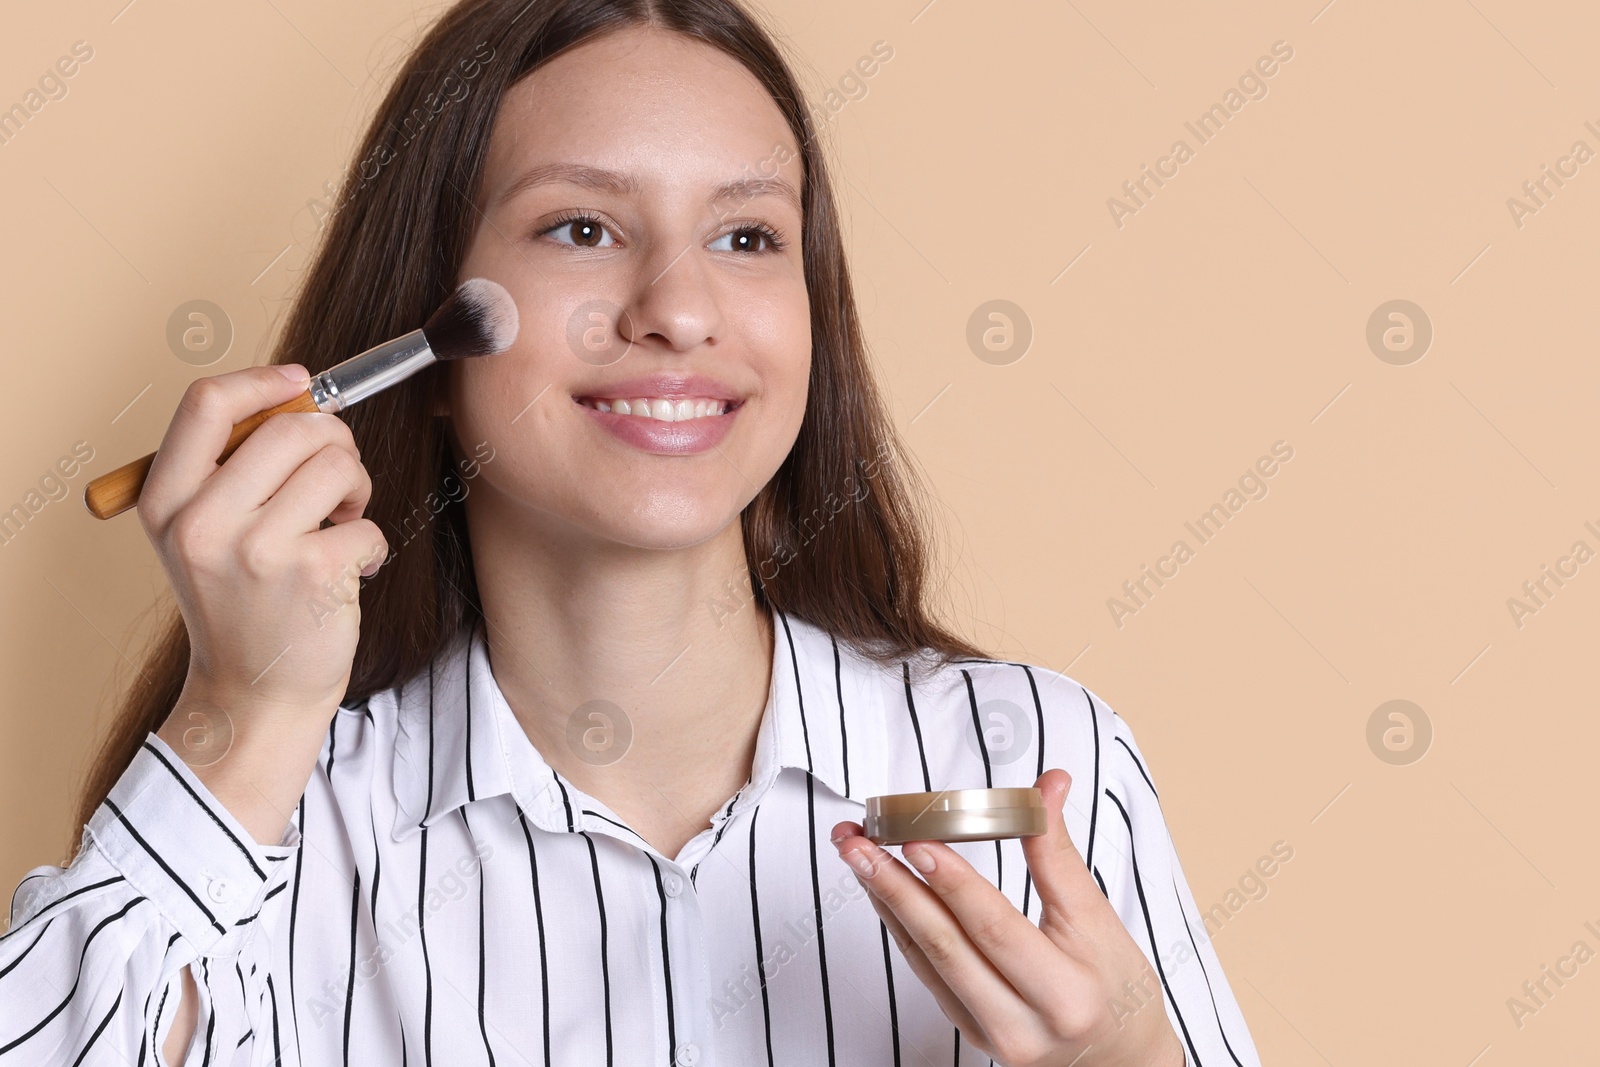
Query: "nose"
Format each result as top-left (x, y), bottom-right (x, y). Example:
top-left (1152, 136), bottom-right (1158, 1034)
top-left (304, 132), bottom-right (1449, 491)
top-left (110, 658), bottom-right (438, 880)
top-left (618, 239), bottom-right (724, 354)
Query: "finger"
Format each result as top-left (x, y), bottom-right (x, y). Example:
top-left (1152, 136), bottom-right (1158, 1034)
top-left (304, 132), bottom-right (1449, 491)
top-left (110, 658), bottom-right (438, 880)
top-left (832, 821), bottom-right (987, 1040)
top-left (187, 412), bottom-right (361, 518)
top-left (141, 365), bottom-right (312, 521)
top-left (831, 824), bottom-right (1032, 1036)
top-left (283, 518), bottom-right (390, 631)
top-left (1022, 769), bottom-right (1119, 932)
top-left (856, 862), bottom-right (988, 1041)
top-left (889, 830), bottom-right (1085, 1013)
top-left (255, 444), bottom-right (373, 538)
top-left (309, 517), bottom-right (390, 585)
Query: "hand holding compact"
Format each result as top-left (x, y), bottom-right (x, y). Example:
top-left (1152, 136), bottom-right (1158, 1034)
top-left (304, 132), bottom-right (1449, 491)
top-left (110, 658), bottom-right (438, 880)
top-left (830, 769), bottom-right (1185, 1067)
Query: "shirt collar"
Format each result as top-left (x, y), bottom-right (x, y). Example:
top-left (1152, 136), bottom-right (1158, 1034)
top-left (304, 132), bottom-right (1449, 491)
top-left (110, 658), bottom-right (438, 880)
top-left (388, 607), bottom-right (887, 842)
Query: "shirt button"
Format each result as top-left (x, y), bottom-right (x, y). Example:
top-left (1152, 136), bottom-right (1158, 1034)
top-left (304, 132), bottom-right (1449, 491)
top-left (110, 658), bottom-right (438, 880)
top-left (663, 873), bottom-right (683, 898)
top-left (206, 877), bottom-right (237, 904)
top-left (674, 1042), bottom-right (700, 1066)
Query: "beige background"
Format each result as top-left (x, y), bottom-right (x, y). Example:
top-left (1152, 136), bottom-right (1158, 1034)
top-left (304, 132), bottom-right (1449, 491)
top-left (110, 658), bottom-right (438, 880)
top-left (4, 0), bottom-right (1597, 1061)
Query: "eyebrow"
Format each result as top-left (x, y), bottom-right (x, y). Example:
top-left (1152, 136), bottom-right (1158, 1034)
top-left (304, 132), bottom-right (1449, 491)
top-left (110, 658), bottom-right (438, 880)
top-left (494, 161), bottom-right (802, 216)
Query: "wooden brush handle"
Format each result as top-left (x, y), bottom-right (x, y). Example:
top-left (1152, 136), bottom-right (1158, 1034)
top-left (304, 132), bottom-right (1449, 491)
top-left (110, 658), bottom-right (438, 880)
top-left (84, 389), bottom-right (323, 520)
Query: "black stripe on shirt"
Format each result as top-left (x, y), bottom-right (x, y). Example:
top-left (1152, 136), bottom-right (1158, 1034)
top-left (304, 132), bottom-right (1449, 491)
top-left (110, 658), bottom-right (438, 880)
top-left (516, 808), bottom-right (553, 1067)
top-left (691, 787), bottom-right (745, 887)
top-left (1103, 790), bottom-right (1203, 1066)
top-left (552, 774), bottom-right (576, 833)
top-left (419, 825), bottom-right (434, 1067)
top-left (136, 987), bottom-right (149, 1067)
top-left (7, 872), bottom-right (44, 924)
top-left (267, 972), bottom-right (282, 1066)
top-left (581, 829), bottom-right (614, 1067)
top-left (288, 795), bottom-right (308, 1063)
top-left (582, 809), bottom-right (650, 846)
top-left (1082, 687), bottom-right (1104, 875)
top-left (649, 856), bottom-right (677, 1066)
top-left (424, 661), bottom-right (437, 824)
top-left (1, 876), bottom-right (123, 946)
top-left (464, 657), bottom-right (476, 802)
top-left (961, 669), bottom-right (1003, 897)
top-left (326, 712), bottom-right (341, 779)
top-left (1114, 735), bottom-right (1160, 802)
top-left (831, 634), bottom-right (851, 796)
top-left (878, 919), bottom-right (901, 1067)
top-left (0, 916), bottom-right (53, 980)
top-left (462, 809), bottom-right (497, 1067)
top-left (778, 609), bottom-right (814, 772)
top-left (960, 671), bottom-right (994, 789)
top-left (233, 961), bottom-right (249, 1051)
top-left (199, 958), bottom-right (215, 1067)
top-left (1019, 664), bottom-right (1045, 920)
top-left (0, 896), bottom-right (146, 1054)
top-left (150, 980), bottom-right (171, 1065)
top-left (235, 881), bottom-right (287, 928)
top-left (148, 979), bottom-right (170, 1067)
top-left (1170, 873), bottom-right (1246, 1066)
top-left (141, 741), bottom-right (269, 881)
top-left (1022, 665), bottom-right (1045, 781)
top-left (804, 774), bottom-right (838, 1066)
top-left (102, 800), bottom-right (224, 936)
top-left (747, 804), bottom-right (775, 1067)
top-left (900, 661), bottom-right (931, 791)
top-left (69, 982), bottom-right (122, 1067)
top-left (344, 869), bottom-right (361, 1067)
top-left (369, 807), bottom-right (383, 928)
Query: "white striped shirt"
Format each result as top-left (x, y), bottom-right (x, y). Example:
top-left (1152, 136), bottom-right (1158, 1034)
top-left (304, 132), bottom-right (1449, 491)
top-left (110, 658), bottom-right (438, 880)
top-left (1, 608), bottom-right (1260, 1065)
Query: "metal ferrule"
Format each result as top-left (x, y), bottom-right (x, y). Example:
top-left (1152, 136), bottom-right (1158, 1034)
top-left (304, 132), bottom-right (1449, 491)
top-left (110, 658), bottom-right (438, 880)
top-left (309, 327), bottom-right (435, 413)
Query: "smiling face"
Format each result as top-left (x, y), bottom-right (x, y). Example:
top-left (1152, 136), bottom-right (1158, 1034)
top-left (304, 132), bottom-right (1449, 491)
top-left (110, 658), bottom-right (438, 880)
top-left (447, 25), bottom-right (811, 552)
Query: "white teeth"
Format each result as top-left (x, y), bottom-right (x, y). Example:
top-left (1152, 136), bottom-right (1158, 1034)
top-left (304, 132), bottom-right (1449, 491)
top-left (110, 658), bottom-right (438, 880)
top-left (581, 396), bottom-right (730, 422)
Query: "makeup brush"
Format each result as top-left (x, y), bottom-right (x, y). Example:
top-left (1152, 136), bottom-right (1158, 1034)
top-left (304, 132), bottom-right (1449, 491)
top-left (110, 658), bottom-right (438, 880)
top-left (84, 277), bottom-right (519, 520)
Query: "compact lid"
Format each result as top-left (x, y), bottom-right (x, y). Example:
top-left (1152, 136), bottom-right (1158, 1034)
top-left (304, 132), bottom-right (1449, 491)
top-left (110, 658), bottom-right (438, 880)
top-left (864, 787), bottom-right (1046, 844)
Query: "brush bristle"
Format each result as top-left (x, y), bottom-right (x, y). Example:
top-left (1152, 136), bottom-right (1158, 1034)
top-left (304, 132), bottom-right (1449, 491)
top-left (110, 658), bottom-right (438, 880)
top-left (422, 277), bottom-right (520, 360)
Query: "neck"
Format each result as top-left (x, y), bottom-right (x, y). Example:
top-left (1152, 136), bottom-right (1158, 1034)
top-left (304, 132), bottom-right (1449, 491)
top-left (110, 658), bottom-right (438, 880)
top-left (468, 493), bottom-right (775, 840)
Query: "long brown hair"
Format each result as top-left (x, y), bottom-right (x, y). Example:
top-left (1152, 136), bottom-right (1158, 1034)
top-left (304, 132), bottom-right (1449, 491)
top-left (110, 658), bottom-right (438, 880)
top-left (75, 0), bottom-right (986, 838)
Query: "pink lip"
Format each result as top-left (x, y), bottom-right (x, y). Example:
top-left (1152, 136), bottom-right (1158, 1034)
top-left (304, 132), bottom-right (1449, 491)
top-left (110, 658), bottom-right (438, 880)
top-left (571, 373), bottom-right (745, 456)
top-left (573, 395), bottom-right (741, 456)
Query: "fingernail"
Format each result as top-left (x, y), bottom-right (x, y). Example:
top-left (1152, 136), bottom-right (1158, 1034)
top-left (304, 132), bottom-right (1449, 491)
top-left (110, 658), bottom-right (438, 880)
top-left (905, 845), bottom-right (936, 874)
top-left (277, 363), bottom-right (309, 382)
top-left (843, 847), bottom-right (876, 878)
top-left (830, 827), bottom-right (850, 845)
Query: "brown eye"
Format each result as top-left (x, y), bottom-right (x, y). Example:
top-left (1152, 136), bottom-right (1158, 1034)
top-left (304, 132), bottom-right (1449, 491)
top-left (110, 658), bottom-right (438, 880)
top-left (543, 215), bottom-right (616, 249)
top-left (711, 226), bottom-right (783, 253)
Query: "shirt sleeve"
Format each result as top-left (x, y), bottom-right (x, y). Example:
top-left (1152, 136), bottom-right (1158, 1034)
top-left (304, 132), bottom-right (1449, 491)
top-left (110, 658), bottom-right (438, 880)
top-left (1083, 689), bottom-right (1263, 1067)
top-left (0, 732), bottom-right (299, 1065)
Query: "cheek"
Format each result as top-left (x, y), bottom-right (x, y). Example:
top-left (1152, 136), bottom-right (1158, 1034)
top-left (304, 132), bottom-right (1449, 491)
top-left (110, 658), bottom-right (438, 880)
top-left (453, 348), bottom-right (537, 435)
top-left (746, 287), bottom-right (812, 400)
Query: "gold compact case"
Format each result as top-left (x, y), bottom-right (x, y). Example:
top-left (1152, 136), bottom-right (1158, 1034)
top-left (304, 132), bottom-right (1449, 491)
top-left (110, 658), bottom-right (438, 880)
top-left (864, 787), bottom-right (1047, 845)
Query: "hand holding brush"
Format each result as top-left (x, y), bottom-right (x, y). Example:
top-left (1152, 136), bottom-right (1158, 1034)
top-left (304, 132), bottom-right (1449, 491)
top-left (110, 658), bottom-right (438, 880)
top-left (84, 277), bottom-right (519, 519)
top-left (87, 277), bottom-right (516, 847)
